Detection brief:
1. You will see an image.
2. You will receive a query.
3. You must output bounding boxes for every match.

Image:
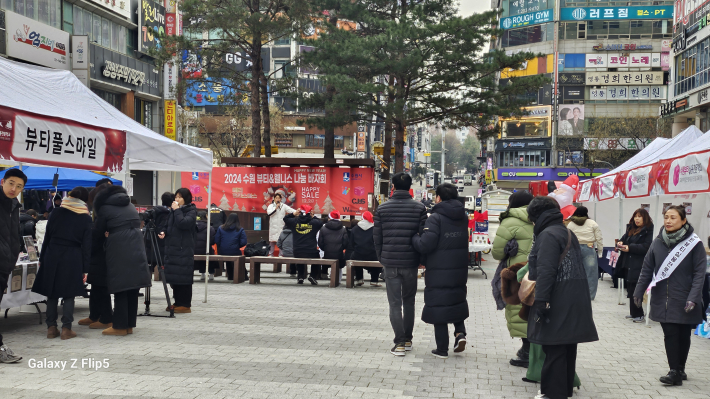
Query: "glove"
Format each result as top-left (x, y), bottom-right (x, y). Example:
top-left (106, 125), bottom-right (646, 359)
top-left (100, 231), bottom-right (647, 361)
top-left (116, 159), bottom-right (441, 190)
top-left (685, 301), bottom-right (696, 313)
top-left (534, 302), bottom-right (550, 324)
top-left (634, 296), bottom-right (643, 308)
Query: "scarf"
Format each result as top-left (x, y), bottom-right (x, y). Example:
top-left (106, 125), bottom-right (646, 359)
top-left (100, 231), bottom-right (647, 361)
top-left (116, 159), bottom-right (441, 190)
top-left (662, 224), bottom-right (688, 247)
top-left (60, 197), bottom-right (89, 215)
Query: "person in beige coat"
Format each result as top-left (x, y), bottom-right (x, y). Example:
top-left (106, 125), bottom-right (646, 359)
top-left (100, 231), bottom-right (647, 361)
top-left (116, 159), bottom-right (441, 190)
top-left (566, 206), bottom-right (603, 300)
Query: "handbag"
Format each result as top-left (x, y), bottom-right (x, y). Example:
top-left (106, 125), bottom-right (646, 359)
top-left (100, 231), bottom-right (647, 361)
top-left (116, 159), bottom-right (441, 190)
top-left (518, 230), bottom-right (572, 306)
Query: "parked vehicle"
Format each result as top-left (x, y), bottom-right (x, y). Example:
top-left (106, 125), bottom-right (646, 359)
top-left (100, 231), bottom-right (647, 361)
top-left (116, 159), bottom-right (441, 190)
top-left (463, 175), bottom-right (473, 186)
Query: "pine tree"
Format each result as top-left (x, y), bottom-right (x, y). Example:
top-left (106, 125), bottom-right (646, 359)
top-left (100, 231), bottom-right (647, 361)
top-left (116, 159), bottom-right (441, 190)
top-left (241, 205), bottom-right (247, 212)
top-left (232, 201), bottom-right (240, 211)
top-left (322, 194), bottom-right (334, 215)
top-left (219, 192), bottom-right (230, 210)
top-left (313, 203), bottom-right (321, 215)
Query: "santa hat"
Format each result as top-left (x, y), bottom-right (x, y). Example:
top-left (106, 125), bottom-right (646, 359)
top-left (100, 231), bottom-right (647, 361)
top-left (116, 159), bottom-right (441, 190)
top-left (562, 174), bottom-right (579, 190)
top-left (299, 204), bottom-right (312, 214)
top-left (362, 211), bottom-right (373, 223)
top-left (329, 210), bottom-right (341, 220)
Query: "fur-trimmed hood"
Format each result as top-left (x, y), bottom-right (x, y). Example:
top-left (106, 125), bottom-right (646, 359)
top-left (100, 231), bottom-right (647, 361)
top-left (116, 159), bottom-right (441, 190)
top-left (500, 262), bottom-right (527, 306)
top-left (93, 185), bottom-right (130, 214)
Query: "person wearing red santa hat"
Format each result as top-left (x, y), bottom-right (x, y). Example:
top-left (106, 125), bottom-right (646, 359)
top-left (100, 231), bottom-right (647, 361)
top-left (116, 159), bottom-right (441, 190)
top-left (317, 210), bottom-right (348, 281)
top-left (548, 175), bottom-right (579, 220)
top-left (283, 204), bottom-right (324, 285)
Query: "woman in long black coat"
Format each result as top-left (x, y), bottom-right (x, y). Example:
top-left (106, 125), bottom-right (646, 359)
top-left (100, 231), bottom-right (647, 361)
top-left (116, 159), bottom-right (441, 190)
top-left (163, 188), bottom-right (197, 312)
top-left (33, 187), bottom-right (92, 340)
top-left (526, 196), bottom-right (598, 399)
top-left (412, 184), bottom-right (469, 359)
top-left (348, 211), bottom-right (382, 286)
top-left (93, 185), bottom-right (151, 336)
top-left (634, 205), bottom-right (706, 386)
top-left (616, 208), bottom-right (654, 322)
top-left (78, 184), bottom-right (114, 329)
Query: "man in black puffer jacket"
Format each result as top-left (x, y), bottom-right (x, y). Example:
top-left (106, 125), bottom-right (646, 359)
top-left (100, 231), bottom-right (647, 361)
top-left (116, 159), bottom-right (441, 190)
top-left (374, 172), bottom-right (427, 356)
top-left (0, 169), bottom-right (26, 362)
top-left (412, 183), bottom-right (469, 359)
top-left (284, 204), bottom-right (323, 285)
top-left (318, 210), bottom-right (348, 280)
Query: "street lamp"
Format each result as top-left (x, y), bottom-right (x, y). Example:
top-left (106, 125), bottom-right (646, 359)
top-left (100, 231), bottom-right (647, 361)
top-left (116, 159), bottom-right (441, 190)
top-left (593, 160), bottom-right (614, 169)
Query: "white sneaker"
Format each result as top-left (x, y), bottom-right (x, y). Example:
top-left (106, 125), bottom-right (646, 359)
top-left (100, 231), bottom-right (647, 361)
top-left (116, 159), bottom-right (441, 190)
top-left (199, 273), bottom-right (206, 281)
top-left (208, 274), bottom-right (214, 281)
top-left (534, 395), bottom-right (550, 399)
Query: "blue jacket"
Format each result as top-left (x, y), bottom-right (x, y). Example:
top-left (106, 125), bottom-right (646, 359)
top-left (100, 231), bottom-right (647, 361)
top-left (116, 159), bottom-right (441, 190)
top-left (215, 226), bottom-right (247, 255)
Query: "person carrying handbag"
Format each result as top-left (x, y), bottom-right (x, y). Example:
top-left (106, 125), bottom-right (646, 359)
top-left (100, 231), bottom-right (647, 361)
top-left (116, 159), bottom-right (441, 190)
top-left (525, 196), bottom-right (598, 399)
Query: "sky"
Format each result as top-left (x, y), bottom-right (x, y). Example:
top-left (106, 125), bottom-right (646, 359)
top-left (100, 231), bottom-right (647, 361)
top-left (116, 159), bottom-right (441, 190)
top-left (458, 0), bottom-right (492, 16)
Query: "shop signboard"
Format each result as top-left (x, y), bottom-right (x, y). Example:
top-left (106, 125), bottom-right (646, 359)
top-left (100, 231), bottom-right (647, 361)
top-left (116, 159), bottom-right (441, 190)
top-left (139, 0), bottom-right (166, 53)
top-left (5, 11), bottom-right (69, 70)
top-left (165, 0), bottom-right (177, 13)
top-left (357, 125), bottom-right (366, 151)
top-left (673, 0), bottom-right (710, 41)
top-left (560, 6), bottom-right (672, 21)
top-left (164, 61), bottom-right (178, 99)
top-left (164, 100), bottom-right (176, 140)
top-left (90, 44), bottom-right (161, 96)
top-left (499, 9), bottom-right (553, 30)
top-left (184, 78), bottom-right (240, 106)
top-left (0, 105), bottom-right (126, 173)
top-left (181, 167), bottom-right (374, 216)
top-left (495, 138), bottom-right (551, 151)
top-left (71, 35), bottom-right (90, 87)
top-left (584, 137), bottom-right (652, 150)
top-left (222, 50), bottom-right (271, 73)
top-left (585, 53), bottom-right (606, 68)
top-left (86, 0), bottom-right (131, 20)
top-left (606, 53), bottom-right (656, 68)
top-left (585, 71), bottom-right (663, 85)
top-left (496, 167), bottom-right (607, 180)
top-left (558, 73), bottom-right (585, 85)
top-left (592, 43), bottom-right (653, 51)
top-left (165, 13), bottom-right (177, 36)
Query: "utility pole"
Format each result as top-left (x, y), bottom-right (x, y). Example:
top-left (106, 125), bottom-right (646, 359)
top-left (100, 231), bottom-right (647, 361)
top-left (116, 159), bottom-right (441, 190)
top-left (441, 130), bottom-right (445, 178)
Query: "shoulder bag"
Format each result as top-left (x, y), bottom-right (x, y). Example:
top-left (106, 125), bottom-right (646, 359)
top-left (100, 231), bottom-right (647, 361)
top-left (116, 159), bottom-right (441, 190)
top-left (519, 230), bottom-right (572, 306)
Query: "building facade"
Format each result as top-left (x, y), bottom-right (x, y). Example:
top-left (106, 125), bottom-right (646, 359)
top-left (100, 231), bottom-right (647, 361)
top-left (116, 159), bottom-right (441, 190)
top-left (492, 0), bottom-right (673, 188)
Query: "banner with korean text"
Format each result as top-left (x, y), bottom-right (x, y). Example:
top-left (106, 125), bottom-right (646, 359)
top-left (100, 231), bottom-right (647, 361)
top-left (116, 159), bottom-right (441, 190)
top-left (0, 105), bottom-right (126, 173)
top-left (182, 167), bottom-right (374, 216)
top-left (165, 100), bottom-right (176, 140)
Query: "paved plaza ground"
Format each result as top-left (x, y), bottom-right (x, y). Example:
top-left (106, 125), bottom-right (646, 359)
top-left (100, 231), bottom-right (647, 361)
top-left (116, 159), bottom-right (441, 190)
top-left (0, 259), bottom-right (709, 399)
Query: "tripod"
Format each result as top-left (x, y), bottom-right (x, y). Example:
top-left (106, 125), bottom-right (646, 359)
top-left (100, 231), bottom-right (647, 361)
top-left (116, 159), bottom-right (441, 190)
top-left (139, 221), bottom-right (174, 318)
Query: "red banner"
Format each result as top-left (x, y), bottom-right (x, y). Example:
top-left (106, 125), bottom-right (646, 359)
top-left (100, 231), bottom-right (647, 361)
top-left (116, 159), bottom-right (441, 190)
top-left (182, 166), bottom-right (374, 216)
top-left (0, 106), bottom-right (126, 172)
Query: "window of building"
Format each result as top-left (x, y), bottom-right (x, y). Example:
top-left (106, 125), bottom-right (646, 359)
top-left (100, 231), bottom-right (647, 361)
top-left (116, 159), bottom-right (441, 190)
top-left (502, 23), bottom-right (553, 47)
top-left (559, 19), bottom-right (670, 40)
top-left (2, 0), bottom-right (60, 28)
top-left (91, 88), bottom-right (121, 110)
top-left (675, 37), bottom-right (710, 97)
top-left (61, 0), bottom-right (73, 33)
top-left (561, 0), bottom-right (672, 5)
top-left (305, 134), bottom-right (344, 148)
top-left (497, 150), bottom-right (549, 167)
top-left (504, 120), bottom-right (548, 137)
top-left (67, 4), bottom-right (129, 55)
top-left (134, 99), bottom-right (153, 130)
top-left (274, 37), bottom-right (291, 45)
top-left (274, 136), bottom-right (293, 147)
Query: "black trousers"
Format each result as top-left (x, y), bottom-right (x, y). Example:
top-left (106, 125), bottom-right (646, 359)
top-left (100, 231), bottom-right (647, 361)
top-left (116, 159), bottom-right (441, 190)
top-left (661, 323), bottom-right (693, 371)
top-left (88, 284), bottom-right (113, 324)
top-left (354, 267), bottom-right (383, 283)
top-left (541, 344), bottom-right (578, 399)
top-left (172, 284), bottom-right (192, 307)
top-left (0, 272), bottom-right (8, 346)
top-left (195, 260), bottom-right (218, 274)
top-left (113, 289), bottom-right (139, 330)
top-left (434, 321), bottom-right (466, 352)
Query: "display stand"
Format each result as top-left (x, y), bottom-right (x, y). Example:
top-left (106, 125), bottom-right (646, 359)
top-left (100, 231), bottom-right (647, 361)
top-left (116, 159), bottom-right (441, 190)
top-left (469, 234), bottom-right (490, 279)
top-left (1, 262), bottom-right (45, 325)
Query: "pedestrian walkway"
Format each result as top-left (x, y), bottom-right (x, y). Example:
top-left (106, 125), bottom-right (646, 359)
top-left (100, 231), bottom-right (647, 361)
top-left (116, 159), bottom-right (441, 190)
top-left (0, 260), bottom-right (709, 398)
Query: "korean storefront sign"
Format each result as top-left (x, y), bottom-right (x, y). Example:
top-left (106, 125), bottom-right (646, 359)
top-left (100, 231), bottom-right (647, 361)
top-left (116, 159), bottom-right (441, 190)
top-left (673, 0), bottom-right (710, 40)
top-left (584, 138), bottom-right (652, 150)
top-left (357, 125), bottom-right (366, 152)
top-left (102, 61), bottom-right (145, 86)
top-left (585, 71), bottom-right (663, 86)
top-left (499, 9), bottom-right (553, 30)
top-left (561, 6), bottom-right (672, 20)
top-left (90, 44), bottom-right (160, 96)
top-left (559, 73), bottom-right (585, 85)
top-left (139, 0), bottom-right (166, 53)
top-left (592, 44), bottom-right (652, 51)
top-left (0, 106), bottom-right (126, 172)
top-left (590, 86), bottom-right (664, 100)
top-left (496, 167), bottom-right (607, 181)
top-left (184, 78), bottom-right (239, 106)
top-left (586, 53), bottom-right (659, 68)
top-left (71, 36), bottom-right (90, 87)
top-left (181, 167), bottom-right (374, 216)
top-left (660, 98), bottom-right (689, 117)
top-left (164, 100), bottom-right (176, 140)
top-left (5, 11), bottom-right (69, 70)
top-left (86, 0), bottom-right (131, 19)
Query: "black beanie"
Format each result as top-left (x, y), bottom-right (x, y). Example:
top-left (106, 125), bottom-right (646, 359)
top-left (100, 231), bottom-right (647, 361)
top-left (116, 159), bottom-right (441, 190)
top-left (508, 191), bottom-right (534, 209)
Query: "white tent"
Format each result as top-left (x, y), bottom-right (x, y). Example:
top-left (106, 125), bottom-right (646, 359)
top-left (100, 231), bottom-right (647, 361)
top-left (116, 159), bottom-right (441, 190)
top-left (0, 56), bottom-right (217, 302)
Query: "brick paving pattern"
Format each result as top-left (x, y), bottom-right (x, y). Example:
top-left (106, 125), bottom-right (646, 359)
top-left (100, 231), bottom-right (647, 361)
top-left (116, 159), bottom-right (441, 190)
top-left (0, 259), bottom-right (709, 398)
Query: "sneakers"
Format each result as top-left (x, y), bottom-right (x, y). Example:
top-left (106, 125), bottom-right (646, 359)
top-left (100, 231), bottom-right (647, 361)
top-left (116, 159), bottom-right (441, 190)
top-left (307, 276), bottom-right (318, 285)
top-left (208, 274), bottom-right (214, 281)
top-left (404, 341), bottom-right (413, 351)
top-left (625, 315), bottom-right (634, 319)
top-left (632, 316), bottom-right (645, 323)
top-left (0, 345), bottom-right (21, 363)
top-left (370, 282), bottom-right (382, 287)
top-left (355, 279), bottom-right (364, 287)
top-left (391, 343), bottom-right (406, 356)
top-left (431, 349), bottom-right (448, 359)
top-left (453, 333), bottom-right (467, 353)
top-left (200, 273), bottom-right (206, 281)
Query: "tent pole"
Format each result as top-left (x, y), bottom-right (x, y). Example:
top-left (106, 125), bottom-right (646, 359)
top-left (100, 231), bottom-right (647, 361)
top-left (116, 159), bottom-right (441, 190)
top-left (204, 170), bottom-right (212, 303)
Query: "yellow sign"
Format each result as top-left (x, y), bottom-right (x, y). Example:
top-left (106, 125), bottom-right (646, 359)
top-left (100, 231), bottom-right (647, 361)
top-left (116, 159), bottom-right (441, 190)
top-left (485, 169), bottom-right (494, 185)
top-left (423, 153), bottom-right (431, 157)
top-left (164, 100), bottom-right (176, 140)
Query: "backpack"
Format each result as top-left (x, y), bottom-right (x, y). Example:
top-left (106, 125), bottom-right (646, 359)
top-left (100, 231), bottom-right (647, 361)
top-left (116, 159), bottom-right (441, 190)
top-left (244, 240), bottom-right (270, 257)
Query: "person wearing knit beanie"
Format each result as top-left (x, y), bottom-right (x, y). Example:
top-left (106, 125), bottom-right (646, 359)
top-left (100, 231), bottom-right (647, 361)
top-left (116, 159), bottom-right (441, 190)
top-left (362, 211), bottom-right (374, 223)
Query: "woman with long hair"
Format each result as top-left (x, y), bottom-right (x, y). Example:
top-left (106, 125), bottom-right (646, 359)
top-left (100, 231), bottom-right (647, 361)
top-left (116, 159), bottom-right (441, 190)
top-left (616, 208), bottom-right (654, 322)
top-left (33, 187), bottom-right (93, 340)
top-left (215, 213), bottom-right (247, 280)
top-left (634, 205), bottom-right (706, 386)
top-left (163, 188), bottom-right (197, 313)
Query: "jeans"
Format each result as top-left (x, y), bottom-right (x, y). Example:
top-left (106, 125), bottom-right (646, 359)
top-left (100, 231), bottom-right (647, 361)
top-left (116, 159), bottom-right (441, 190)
top-left (171, 284), bottom-right (192, 308)
top-left (384, 267), bottom-right (418, 344)
top-left (88, 285), bottom-right (113, 324)
top-left (113, 289), bottom-right (139, 330)
top-left (661, 323), bottom-right (693, 371)
top-left (541, 344), bottom-right (578, 399)
top-left (434, 321), bottom-right (466, 352)
top-left (580, 245), bottom-right (598, 300)
top-left (46, 297), bottom-right (75, 329)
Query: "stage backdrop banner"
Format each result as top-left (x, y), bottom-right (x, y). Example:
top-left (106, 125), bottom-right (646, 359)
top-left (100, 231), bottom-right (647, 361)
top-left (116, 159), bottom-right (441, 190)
top-left (656, 151), bottom-right (710, 194)
top-left (182, 166), bottom-right (374, 216)
top-left (0, 105), bottom-right (126, 173)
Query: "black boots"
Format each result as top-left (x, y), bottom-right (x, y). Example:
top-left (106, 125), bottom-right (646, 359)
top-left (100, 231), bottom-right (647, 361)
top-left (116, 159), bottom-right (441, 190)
top-left (509, 346), bottom-right (529, 368)
top-left (659, 370), bottom-right (683, 386)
